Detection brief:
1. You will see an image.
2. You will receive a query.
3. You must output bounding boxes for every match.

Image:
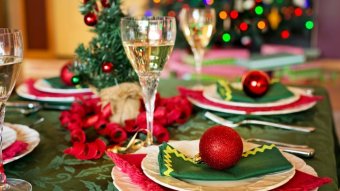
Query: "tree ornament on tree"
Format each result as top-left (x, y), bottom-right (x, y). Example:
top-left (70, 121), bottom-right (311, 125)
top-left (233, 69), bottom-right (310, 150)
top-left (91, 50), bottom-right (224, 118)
top-left (84, 12), bottom-right (97, 26)
top-left (71, 76), bottom-right (81, 85)
top-left (60, 63), bottom-right (76, 86)
top-left (199, 126), bottom-right (243, 170)
top-left (102, 62), bottom-right (114, 73)
top-left (242, 70), bottom-right (270, 97)
top-left (101, 0), bottom-right (110, 8)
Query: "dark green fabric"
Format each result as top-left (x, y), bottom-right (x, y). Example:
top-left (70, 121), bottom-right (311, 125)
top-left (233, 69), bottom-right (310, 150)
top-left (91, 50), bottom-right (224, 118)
top-left (2, 78), bottom-right (338, 191)
top-left (45, 77), bottom-right (88, 89)
top-left (216, 81), bottom-right (294, 103)
top-left (158, 143), bottom-right (292, 181)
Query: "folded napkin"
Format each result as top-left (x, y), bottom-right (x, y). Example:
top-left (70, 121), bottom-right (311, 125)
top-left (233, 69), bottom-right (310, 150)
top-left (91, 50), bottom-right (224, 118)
top-left (158, 143), bottom-right (292, 181)
top-left (179, 87), bottom-right (322, 114)
top-left (106, 152), bottom-right (331, 191)
top-left (107, 152), bottom-right (167, 191)
top-left (216, 81), bottom-right (294, 103)
top-left (45, 77), bottom-right (88, 89)
top-left (25, 79), bottom-right (93, 98)
top-left (3, 141), bottom-right (28, 160)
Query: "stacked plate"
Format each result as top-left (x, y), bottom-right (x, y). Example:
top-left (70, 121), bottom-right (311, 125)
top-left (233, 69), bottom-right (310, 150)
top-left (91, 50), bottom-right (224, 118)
top-left (181, 84), bottom-right (319, 115)
top-left (111, 140), bottom-right (318, 191)
top-left (2, 123), bottom-right (40, 164)
top-left (16, 77), bottom-right (94, 103)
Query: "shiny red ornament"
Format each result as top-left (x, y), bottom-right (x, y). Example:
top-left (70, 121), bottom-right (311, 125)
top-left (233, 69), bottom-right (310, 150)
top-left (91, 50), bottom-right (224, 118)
top-left (60, 62), bottom-right (75, 86)
top-left (101, 0), bottom-right (110, 8)
top-left (199, 126), bottom-right (243, 170)
top-left (242, 70), bottom-right (270, 97)
top-left (102, 62), bottom-right (114, 73)
top-left (84, 12), bottom-right (97, 26)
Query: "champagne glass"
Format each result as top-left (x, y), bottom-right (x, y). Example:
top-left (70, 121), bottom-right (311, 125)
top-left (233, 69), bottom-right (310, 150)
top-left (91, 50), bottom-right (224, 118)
top-left (179, 8), bottom-right (216, 84)
top-left (0, 29), bottom-right (31, 190)
top-left (120, 17), bottom-right (176, 146)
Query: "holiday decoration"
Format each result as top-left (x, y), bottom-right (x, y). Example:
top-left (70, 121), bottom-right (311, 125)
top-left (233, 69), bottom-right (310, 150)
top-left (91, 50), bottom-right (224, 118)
top-left (152, 0), bottom-right (314, 52)
top-left (60, 63), bottom-right (76, 86)
top-left (71, 76), bottom-right (81, 85)
top-left (60, 94), bottom-right (192, 160)
top-left (84, 12), bottom-right (97, 26)
top-left (101, 61), bottom-right (114, 73)
top-left (242, 70), bottom-right (270, 97)
top-left (101, 0), bottom-right (110, 8)
top-left (199, 125), bottom-right (243, 170)
top-left (73, 0), bottom-right (138, 90)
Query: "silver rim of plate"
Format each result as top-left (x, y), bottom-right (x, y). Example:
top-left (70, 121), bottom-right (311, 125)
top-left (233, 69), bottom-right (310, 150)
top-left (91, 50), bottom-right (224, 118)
top-left (203, 84), bottom-right (302, 108)
top-left (2, 125), bottom-right (17, 150)
top-left (112, 140), bottom-right (318, 191)
top-left (34, 78), bottom-right (91, 94)
top-left (4, 123), bottom-right (40, 164)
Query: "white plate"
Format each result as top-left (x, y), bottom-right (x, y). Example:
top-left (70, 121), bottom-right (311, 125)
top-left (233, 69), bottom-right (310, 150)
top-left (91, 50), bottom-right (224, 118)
top-left (16, 83), bottom-right (76, 103)
top-left (188, 97), bottom-right (317, 115)
top-left (4, 123), bottom-right (40, 164)
top-left (203, 84), bottom-right (301, 108)
top-left (2, 125), bottom-right (17, 150)
top-left (34, 78), bottom-right (92, 94)
top-left (112, 140), bottom-right (317, 191)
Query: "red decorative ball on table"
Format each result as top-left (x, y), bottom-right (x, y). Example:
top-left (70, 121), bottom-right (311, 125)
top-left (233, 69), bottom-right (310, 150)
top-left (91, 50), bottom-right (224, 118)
top-left (199, 125), bottom-right (243, 170)
top-left (60, 63), bottom-right (75, 86)
top-left (242, 70), bottom-right (270, 97)
top-left (102, 62), bottom-right (114, 73)
top-left (84, 12), bottom-right (97, 26)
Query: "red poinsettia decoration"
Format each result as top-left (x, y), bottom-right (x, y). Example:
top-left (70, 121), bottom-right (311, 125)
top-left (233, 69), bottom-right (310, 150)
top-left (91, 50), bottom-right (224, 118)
top-left (60, 94), bottom-right (192, 160)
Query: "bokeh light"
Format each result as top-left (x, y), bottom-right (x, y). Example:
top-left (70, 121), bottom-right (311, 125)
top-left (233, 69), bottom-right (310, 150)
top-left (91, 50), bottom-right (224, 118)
top-left (239, 22), bottom-right (248, 31)
top-left (305, 20), bottom-right (314, 30)
top-left (281, 30), bottom-right (290, 39)
top-left (230, 10), bottom-right (239, 19)
top-left (257, 21), bottom-right (266, 30)
top-left (222, 33), bottom-right (231, 42)
top-left (219, 11), bottom-right (228, 20)
top-left (255, 6), bottom-right (264, 15)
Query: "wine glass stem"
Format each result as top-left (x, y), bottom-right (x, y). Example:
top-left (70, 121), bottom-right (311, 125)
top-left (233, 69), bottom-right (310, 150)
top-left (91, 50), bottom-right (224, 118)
top-left (192, 48), bottom-right (204, 84)
top-left (0, 103), bottom-right (7, 186)
top-left (139, 75), bottom-right (159, 146)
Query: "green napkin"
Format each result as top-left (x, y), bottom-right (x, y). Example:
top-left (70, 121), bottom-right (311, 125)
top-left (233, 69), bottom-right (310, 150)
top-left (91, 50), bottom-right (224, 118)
top-left (158, 143), bottom-right (293, 181)
top-left (216, 81), bottom-right (294, 103)
top-left (45, 77), bottom-right (88, 89)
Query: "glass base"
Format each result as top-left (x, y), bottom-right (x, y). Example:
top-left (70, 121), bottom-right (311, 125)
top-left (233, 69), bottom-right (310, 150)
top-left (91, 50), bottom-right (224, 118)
top-left (0, 178), bottom-right (32, 191)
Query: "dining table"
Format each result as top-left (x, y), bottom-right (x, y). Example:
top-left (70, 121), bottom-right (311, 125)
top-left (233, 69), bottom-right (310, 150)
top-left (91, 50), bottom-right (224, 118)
top-left (4, 78), bottom-right (340, 191)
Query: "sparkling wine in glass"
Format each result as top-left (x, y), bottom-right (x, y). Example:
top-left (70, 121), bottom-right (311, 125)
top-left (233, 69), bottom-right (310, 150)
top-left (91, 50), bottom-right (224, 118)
top-left (0, 29), bottom-right (31, 190)
top-left (179, 8), bottom-right (216, 83)
top-left (121, 17), bottom-right (176, 146)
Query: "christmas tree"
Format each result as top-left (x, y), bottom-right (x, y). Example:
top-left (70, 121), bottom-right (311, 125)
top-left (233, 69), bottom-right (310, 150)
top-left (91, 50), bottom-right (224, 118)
top-left (73, 0), bottom-right (138, 90)
top-left (151, 0), bottom-right (314, 52)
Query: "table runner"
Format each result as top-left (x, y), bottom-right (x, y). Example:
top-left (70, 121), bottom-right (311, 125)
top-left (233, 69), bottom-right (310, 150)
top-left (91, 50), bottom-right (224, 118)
top-left (3, 79), bottom-right (339, 190)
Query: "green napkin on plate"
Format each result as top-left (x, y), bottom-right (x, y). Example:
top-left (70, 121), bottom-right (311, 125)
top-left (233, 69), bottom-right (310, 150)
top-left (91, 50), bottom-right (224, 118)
top-left (216, 81), bottom-right (294, 103)
top-left (158, 143), bottom-right (293, 181)
top-left (45, 77), bottom-right (88, 89)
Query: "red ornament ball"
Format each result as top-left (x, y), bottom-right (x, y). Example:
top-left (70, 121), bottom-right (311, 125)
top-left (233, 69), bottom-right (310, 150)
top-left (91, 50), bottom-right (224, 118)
top-left (101, 0), bottom-right (110, 8)
top-left (60, 62), bottom-right (75, 86)
top-left (102, 62), bottom-right (114, 73)
top-left (84, 12), bottom-right (97, 26)
top-left (242, 70), bottom-right (270, 97)
top-left (199, 125), bottom-right (243, 170)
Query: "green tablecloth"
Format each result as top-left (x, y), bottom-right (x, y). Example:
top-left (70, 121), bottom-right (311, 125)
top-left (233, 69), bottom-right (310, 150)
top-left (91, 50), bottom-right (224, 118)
top-left (4, 79), bottom-right (340, 191)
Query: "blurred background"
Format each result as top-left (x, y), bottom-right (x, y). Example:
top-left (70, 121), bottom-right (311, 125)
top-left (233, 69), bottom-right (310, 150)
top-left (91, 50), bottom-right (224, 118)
top-left (1, 0), bottom-right (340, 110)
top-left (1, 0), bottom-right (339, 58)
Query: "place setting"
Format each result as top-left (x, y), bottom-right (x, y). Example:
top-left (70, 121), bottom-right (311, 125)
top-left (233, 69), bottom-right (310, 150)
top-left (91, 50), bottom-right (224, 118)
top-left (16, 63), bottom-right (94, 104)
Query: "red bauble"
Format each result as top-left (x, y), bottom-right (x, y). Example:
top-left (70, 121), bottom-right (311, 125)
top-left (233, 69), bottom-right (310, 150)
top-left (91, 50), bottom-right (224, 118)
top-left (101, 0), bottom-right (110, 8)
top-left (102, 62), bottom-right (114, 73)
top-left (242, 70), bottom-right (270, 97)
top-left (60, 63), bottom-right (75, 86)
top-left (84, 13), bottom-right (97, 26)
top-left (199, 126), bottom-right (243, 170)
